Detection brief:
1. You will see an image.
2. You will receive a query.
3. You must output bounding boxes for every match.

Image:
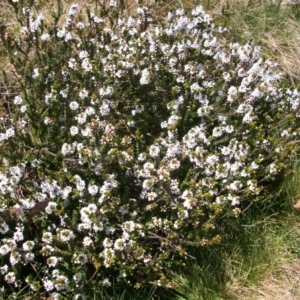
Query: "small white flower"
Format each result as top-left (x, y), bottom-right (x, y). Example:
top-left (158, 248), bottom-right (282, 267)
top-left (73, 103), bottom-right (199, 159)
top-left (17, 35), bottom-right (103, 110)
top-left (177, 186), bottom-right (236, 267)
top-left (149, 145), bottom-right (160, 157)
top-left (5, 128), bottom-right (15, 138)
top-left (14, 96), bottom-right (23, 105)
top-left (0, 222), bottom-right (9, 234)
top-left (43, 279), bottom-right (54, 292)
top-left (140, 69), bottom-right (150, 85)
top-left (5, 272), bottom-right (16, 284)
top-left (57, 27), bottom-right (66, 38)
top-left (54, 274), bottom-right (69, 291)
top-left (69, 101), bottom-right (79, 110)
top-left (88, 185), bottom-right (99, 195)
top-left (103, 237), bottom-right (113, 248)
top-left (109, 0), bottom-right (117, 6)
top-left (68, 58), bottom-right (77, 69)
top-left (103, 278), bottom-right (111, 287)
top-left (70, 126), bottom-right (79, 136)
top-left (147, 192), bottom-right (157, 201)
top-left (0, 265), bottom-right (8, 275)
top-left (12, 229), bottom-right (23, 242)
top-left (41, 33), bottom-right (51, 41)
top-left (68, 4), bottom-right (79, 16)
top-left (61, 143), bottom-right (75, 156)
top-left (45, 201), bottom-right (58, 214)
top-left (79, 89), bottom-right (89, 99)
top-left (58, 229), bottom-right (75, 242)
top-left (0, 244), bottom-right (10, 255)
top-left (10, 250), bottom-right (20, 266)
top-left (79, 50), bottom-right (89, 59)
top-left (114, 238), bottom-right (125, 251)
top-left (76, 22), bottom-right (85, 29)
top-left (83, 237), bottom-right (93, 247)
top-left (42, 232), bottom-right (53, 244)
top-left (74, 253), bottom-right (88, 265)
top-left (47, 256), bottom-right (59, 267)
top-left (143, 179), bottom-right (154, 190)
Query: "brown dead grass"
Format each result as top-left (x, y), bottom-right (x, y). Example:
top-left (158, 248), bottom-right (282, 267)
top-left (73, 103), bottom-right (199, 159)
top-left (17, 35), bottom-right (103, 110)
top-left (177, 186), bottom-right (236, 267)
top-left (224, 216), bottom-right (300, 300)
top-left (228, 259), bottom-right (300, 300)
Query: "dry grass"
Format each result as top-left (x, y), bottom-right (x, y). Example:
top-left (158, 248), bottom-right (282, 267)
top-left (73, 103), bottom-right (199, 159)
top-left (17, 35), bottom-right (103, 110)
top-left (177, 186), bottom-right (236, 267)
top-left (227, 250), bottom-right (300, 300)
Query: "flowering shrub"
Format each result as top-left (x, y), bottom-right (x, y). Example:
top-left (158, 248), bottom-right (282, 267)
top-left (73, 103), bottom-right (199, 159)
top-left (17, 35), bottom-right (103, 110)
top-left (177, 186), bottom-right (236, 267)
top-left (0, 0), bottom-right (299, 297)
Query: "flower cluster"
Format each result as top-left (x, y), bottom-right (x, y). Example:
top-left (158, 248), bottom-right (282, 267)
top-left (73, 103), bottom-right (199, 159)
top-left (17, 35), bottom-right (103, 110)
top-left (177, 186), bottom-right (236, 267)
top-left (0, 0), bottom-right (299, 297)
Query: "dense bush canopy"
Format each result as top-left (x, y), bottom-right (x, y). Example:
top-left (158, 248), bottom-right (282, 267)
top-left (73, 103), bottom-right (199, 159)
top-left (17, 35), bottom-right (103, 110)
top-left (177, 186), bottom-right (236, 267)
top-left (0, 0), bottom-right (299, 298)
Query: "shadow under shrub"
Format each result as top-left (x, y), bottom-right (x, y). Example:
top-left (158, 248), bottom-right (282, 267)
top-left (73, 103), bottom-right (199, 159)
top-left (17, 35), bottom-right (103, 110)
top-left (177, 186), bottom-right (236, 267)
top-left (0, 0), bottom-right (299, 298)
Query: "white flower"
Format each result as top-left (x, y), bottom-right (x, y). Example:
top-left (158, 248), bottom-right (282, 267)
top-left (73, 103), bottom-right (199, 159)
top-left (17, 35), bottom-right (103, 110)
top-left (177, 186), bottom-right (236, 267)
top-left (57, 27), bottom-right (66, 38)
top-left (58, 229), bottom-right (75, 242)
top-left (65, 32), bottom-right (73, 42)
top-left (0, 222), bottom-right (9, 234)
top-left (43, 279), bottom-right (54, 292)
top-left (68, 58), bottom-right (77, 69)
top-left (109, 0), bottom-right (117, 6)
top-left (143, 179), bottom-right (154, 190)
top-left (76, 22), bottom-right (85, 29)
top-left (140, 69), bottom-right (150, 85)
top-left (103, 278), bottom-right (111, 287)
top-left (42, 232), bottom-right (53, 244)
top-left (161, 121), bottom-right (168, 128)
top-left (114, 238), bottom-right (125, 250)
top-left (82, 58), bottom-right (93, 71)
top-left (75, 112), bottom-right (87, 124)
top-left (149, 145), bottom-right (160, 157)
top-left (14, 96), bottom-right (23, 105)
top-left (20, 105), bottom-right (27, 113)
top-left (30, 14), bottom-right (44, 32)
top-left (68, 4), bottom-right (79, 16)
top-left (122, 221), bottom-right (135, 232)
top-left (25, 253), bottom-right (35, 262)
top-left (83, 237), bottom-right (93, 247)
top-left (69, 101), bottom-right (79, 110)
top-left (54, 275), bottom-right (69, 291)
top-left (41, 33), bottom-right (51, 41)
top-left (10, 251), bottom-right (20, 266)
top-left (32, 68), bottom-right (39, 78)
top-left (169, 158), bottom-right (180, 170)
top-left (74, 253), bottom-right (88, 265)
top-left (47, 256), bottom-right (59, 267)
top-left (12, 228), bottom-right (23, 242)
top-left (0, 265), bottom-right (8, 275)
top-left (88, 185), bottom-right (99, 195)
top-left (5, 128), bottom-right (15, 138)
top-left (0, 244), bottom-right (10, 255)
top-left (127, 16), bottom-right (135, 27)
top-left (168, 115), bottom-right (180, 125)
top-left (45, 201), bottom-right (58, 214)
top-left (61, 143), bottom-right (75, 156)
top-left (70, 126), bottom-right (79, 136)
top-left (79, 89), bottom-right (89, 99)
top-left (93, 16), bottom-right (104, 23)
top-left (86, 203), bottom-right (97, 214)
top-left (2, 239), bottom-right (16, 251)
top-left (103, 237), bottom-right (113, 248)
top-left (5, 272), bottom-right (16, 284)
top-left (147, 192), bottom-right (157, 201)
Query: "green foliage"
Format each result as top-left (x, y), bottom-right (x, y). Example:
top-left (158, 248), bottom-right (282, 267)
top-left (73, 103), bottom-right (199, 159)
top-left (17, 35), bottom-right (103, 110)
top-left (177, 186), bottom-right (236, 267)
top-left (0, 0), bottom-right (299, 298)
